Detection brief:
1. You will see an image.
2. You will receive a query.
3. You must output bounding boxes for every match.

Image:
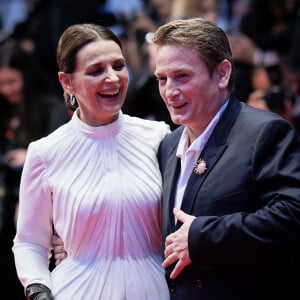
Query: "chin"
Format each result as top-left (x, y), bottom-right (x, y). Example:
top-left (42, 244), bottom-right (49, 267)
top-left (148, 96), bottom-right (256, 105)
top-left (171, 115), bottom-right (185, 126)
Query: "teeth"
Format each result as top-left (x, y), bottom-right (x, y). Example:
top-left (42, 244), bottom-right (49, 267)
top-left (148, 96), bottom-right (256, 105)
top-left (100, 90), bottom-right (119, 95)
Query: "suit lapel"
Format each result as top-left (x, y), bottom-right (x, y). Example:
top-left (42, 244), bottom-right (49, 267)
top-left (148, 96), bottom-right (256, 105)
top-left (180, 97), bottom-right (242, 214)
top-left (161, 128), bottom-right (183, 231)
top-left (180, 141), bottom-right (227, 214)
top-left (163, 150), bottom-right (180, 228)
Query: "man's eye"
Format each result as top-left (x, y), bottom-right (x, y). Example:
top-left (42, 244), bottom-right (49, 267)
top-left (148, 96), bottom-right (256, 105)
top-left (177, 74), bottom-right (188, 79)
top-left (156, 77), bottom-right (166, 83)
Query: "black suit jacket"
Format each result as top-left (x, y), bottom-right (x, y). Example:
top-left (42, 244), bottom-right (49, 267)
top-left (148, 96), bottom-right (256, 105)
top-left (158, 96), bottom-right (300, 300)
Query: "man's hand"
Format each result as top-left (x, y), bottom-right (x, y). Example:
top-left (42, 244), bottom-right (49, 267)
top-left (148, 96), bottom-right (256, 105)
top-left (51, 234), bottom-right (67, 266)
top-left (162, 208), bottom-right (196, 279)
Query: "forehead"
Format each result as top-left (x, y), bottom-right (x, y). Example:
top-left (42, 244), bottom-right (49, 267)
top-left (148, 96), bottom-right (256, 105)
top-left (75, 39), bottom-right (124, 69)
top-left (154, 44), bottom-right (203, 73)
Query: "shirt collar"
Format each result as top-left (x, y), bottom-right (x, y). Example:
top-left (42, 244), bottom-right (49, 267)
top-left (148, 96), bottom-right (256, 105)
top-left (176, 99), bottom-right (229, 158)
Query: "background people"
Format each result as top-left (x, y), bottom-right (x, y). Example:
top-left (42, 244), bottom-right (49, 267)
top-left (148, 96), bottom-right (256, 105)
top-left (13, 23), bottom-right (170, 299)
top-left (246, 85), bottom-right (298, 134)
top-left (0, 41), bottom-right (69, 299)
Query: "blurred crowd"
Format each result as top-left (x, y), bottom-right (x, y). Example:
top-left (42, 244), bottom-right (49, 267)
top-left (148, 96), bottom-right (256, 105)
top-left (0, 0), bottom-right (300, 298)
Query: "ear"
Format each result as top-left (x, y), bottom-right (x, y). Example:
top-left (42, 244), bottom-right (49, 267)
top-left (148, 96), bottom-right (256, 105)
top-left (216, 59), bottom-right (231, 89)
top-left (58, 72), bottom-right (74, 94)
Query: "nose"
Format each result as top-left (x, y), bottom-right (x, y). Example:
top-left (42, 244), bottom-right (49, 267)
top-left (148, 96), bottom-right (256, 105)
top-left (105, 67), bottom-right (119, 82)
top-left (165, 79), bottom-right (180, 99)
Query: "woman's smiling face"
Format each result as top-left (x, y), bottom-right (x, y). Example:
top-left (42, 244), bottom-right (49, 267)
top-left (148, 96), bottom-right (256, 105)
top-left (68, 39), bottom-right (129, 126)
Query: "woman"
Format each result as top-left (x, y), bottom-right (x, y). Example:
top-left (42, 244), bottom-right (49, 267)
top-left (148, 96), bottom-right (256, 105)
top-left (12, 23), bottom-right (170, 299)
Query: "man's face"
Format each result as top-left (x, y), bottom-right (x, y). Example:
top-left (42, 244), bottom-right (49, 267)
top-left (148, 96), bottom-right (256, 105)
top-left (154, 44), bottom-right (226, 137)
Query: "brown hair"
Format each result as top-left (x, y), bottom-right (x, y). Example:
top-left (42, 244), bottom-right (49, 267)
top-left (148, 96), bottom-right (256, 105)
top-left (152, 17), bottom-right (235, 92)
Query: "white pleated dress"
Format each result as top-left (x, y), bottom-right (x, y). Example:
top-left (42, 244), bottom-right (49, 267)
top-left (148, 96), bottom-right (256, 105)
top-left (13, 111), bottom-right (170, 300)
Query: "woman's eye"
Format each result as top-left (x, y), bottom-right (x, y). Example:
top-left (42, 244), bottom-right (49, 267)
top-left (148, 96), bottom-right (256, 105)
top-left (89, 69), bottom-right (103, 76)
top-left (113, 63), bottom-right (125, 71)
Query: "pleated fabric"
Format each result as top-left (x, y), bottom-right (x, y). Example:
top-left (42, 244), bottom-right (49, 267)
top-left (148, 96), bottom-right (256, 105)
top-left (13, 111), bottom-right (170, 300)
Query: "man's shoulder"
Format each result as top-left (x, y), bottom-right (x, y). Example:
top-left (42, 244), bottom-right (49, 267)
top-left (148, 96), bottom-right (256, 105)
top-left (162, 126), bottom-right (184, 143)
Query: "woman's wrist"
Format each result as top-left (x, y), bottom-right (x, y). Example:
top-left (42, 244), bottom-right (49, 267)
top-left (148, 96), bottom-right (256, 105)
top-left (25, 283), bottom-right (54, 300)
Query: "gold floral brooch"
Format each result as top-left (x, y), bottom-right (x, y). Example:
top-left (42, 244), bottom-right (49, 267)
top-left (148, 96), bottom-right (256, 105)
top-left (193, 159), bottom-right (207, 175)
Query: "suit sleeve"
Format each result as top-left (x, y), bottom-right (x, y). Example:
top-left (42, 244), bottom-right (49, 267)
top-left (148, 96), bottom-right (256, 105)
top-left (188, 118), bottom-right (300, 267)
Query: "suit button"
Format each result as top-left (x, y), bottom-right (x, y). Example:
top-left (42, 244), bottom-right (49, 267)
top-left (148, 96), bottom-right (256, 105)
top-left (196, 279), bottom-right (204, 288)
top-left (169, 280), bottom-right (176, 292)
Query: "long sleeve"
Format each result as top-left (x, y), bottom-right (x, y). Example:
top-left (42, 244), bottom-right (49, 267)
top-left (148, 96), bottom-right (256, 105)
top-left (13, 142), bottom-right (53, 289)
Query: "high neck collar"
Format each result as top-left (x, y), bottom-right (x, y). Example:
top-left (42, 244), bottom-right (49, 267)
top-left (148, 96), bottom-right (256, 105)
top-left (71, 110), bottom-right (123, 140)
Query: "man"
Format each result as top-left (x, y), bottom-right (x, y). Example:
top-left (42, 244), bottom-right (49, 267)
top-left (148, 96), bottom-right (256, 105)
top-left (53, 17), bottom-right (300, 300)
top-left (153, 17), bottom-right (300, 300)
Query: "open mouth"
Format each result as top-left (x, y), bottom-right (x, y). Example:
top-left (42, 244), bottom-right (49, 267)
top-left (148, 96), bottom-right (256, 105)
top-left (173, 102), bottom-right (186, 110)
top-left (98, 91), bottom-right (119, 98)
